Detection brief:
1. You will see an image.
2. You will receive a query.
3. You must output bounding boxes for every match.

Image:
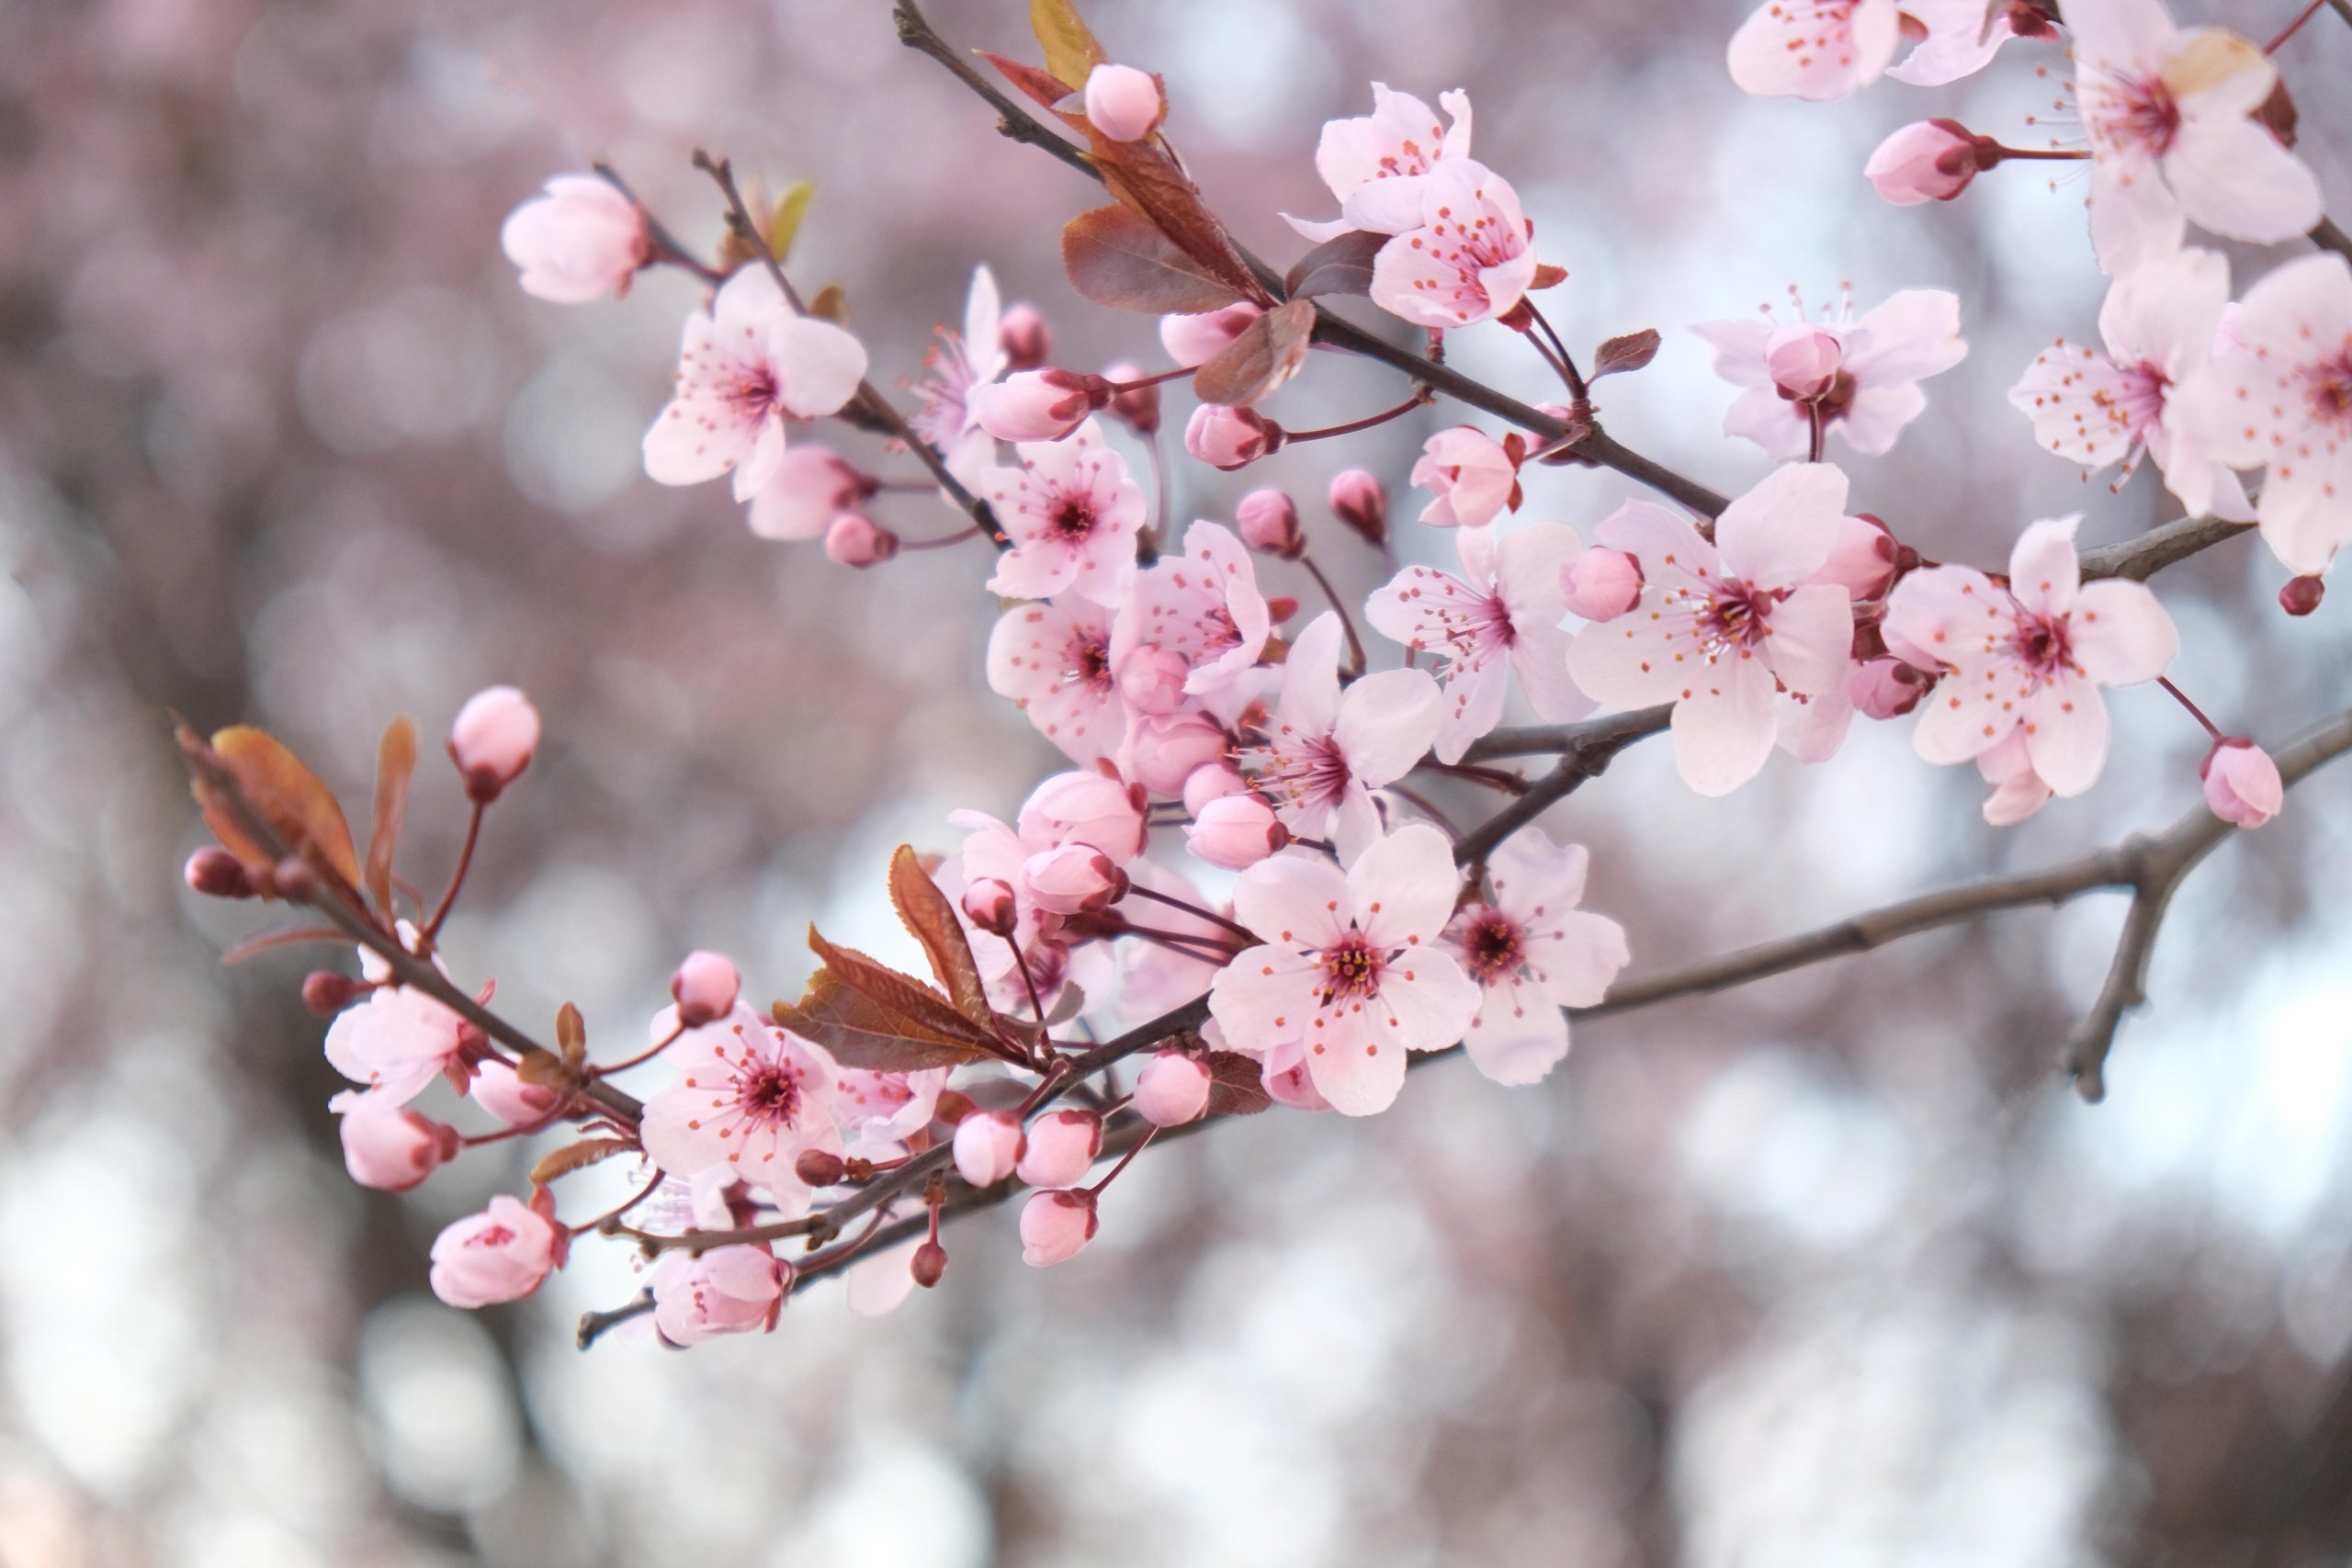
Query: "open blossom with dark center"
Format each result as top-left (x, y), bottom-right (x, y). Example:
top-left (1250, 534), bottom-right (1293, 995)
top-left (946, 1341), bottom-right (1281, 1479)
top-left (2063, 0), bottom-right (2320, 275)
top-left (909, 264), bottom-right (1009, 491)
top-left (1238, 613), bottom-right (1442, 863)
top-left (987, 594), bottom-right (1126, 765)
top-left (1284, 82), bottom-right (1474, 243)
top-left (1108, 521), bottom-right (1271, 707)
top-left (641, 267), bottom-right (870, 502)
top-left (2009, 247), bottom-right (2252, 524)
top-left (2176, 253), bottom-right (2352, 576)
top-left (1883, 514), bottom-right (2178, 795)
top-left (1210, 824), bottom-right (1481, 1116)
top-left (1365, 521), bottom-right (1592, 763)
top-left (1368, 160), bottom-right (1540, 331)
top-left (1444, 828), bottom-right (1629, 1087)
top-left (1567, 465), bottom-right (1859, 796)
top-left (984, 419), bottom-right (1146, 605)
top-left (1692, 288), bottom-right (1965, 462)
top-left (639, 1001), bottom-right (843, 1211)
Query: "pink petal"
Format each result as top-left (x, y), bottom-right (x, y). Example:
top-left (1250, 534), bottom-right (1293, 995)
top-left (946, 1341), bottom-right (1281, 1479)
top-left (2022, 674), bottom-right (2109, 795)
top-left (1668, 656), bottom-right (1780, 795)
top-left (1333, 668), bottom-right (1442, 787)
top-left (2069, 580), bottom-right (2178, 684)
top-left (1232, 853), bottom-right (1352, 948)
top-left (1763, 581), bottom-right (1855, 696)
top-left (1714, 462), bottom-right (1846, 586)
top-left (2006, 515), bottom-right (2082, 615)
top-left (1349, 822), bottom-right (1460, 950)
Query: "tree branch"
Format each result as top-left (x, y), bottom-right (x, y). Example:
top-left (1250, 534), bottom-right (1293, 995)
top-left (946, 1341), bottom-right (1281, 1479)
top-left (2313, 216), bottom-right (2352, 265)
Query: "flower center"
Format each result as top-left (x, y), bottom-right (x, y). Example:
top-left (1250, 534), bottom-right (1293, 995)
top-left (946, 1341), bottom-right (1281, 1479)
top-left (2010, 611), bottom-right (2075, 677)
top-left (1071, 632), bottom-right (1113, 692)
top-left (1457, 906), bottom-right (1525, 986)
top-left (1692, 579), bottom-right (1778, 657)
top-left (2086, 70), bottom-right (2181, 157)
top-left (1316, 932), bottom-right (1385, 1004)
top-left (735, 1062), bottom-right (803, 1129)
top-left (1252, 732), bottom-right (1352, 811)
top-left (2303, 354), bottom-right (2352, 431)
top-left (728, 367), bottom-right (779, 423)
top-left (1050, 495), bottom-right (1099, 540)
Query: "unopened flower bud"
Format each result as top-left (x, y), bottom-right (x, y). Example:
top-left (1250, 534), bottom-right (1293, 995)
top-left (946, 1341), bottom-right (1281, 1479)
top-left (272, 855), bottom-right (319, 901)
top-left (1865, 118), bottom-right (1995, 206)
top-left (335, 1092), bottom-right (460, 1192)
top-left (184, 847), bottom-right (254, 898)
top-left (303, 971), bottom-right (360, 1016)
top-left (1083, 62), bottom-right (1163, 142)
top-left (429, 1195), bottom-right (560, 1307)
top-left (2281, 574), bottom-right (2325, 615)
top-left (1185, 403), bottom-right (1281, 470)
top-left (972, 368), bottom-right (1107, 442)
top-left (796, 1148), bottom-right (848, 1188)
top-left (911, 1240), bottom-right (949, 1288)
top-left (1116, 644), bottom-right (1193, 716)
top-left (1185, 793), bottom-right (1286, 870)
top-left (2202, 738), bottom-right (2283, 829)
top-left (1561, 547), bottom-right (1643, 621)
top-left (1101, 359), bottom-right (1161, 435)
top-left (670, 950), bottom-right (741, 1028)
top-left (1328, 469), bottom-right (1388, 547)
top-left (1135, 1050), bottom-right (1213, 1126)
top-left (1023, 845), bottom-right (1126, 916)
top-left (1181, 761), bottom-right (1250, 818)
top-left (1019, 1188), bottom-right (1099, 1267)
top-left (824, 512), bottom-right (899, 568)
top-left (1236, 488), bottom-right (1304, 558)
top-left (953, 1109), bottom-right (1025, 1187)
top-left (500, 175), bottom-right (652, 305)
top-left (1126, 710), bottom-right (1229, 796)
top-left (470, 1059), bottom-right (558, 1126)
top-left (449, 685), bottom-right (540, 804)
top-left (1765, 323), bottom-right (1844, 401)
top-left (1849, 656), bottom-right (1930, 720)
top-left (1016, 1108), bottom-right (1103, 1190)
top-left (962, 878), bottom-right (1019, 937)
top-left (999, 301), bottom-right (1052, 372)
top-left (1815, 513), bottom-right (1898, 601)
top-left (1159, 302), bottom-right (1262, 368)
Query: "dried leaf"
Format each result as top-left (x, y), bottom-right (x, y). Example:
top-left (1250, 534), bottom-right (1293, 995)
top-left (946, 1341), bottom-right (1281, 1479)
top-left (366, 717), bottom-right (415, 919)
top-left (1028, 0), bottom-right (1105, 98)
top-left (531, 1137), bottom-right (638, 1185)
top-left (1063, 204), bottom-right (1245, 315)
top-left (1283, 230), bottom-right (1384, 300)
top-left (767, 180), bottom-right (814, 262)
top-left (198, 725), bottom-right (362, 890)
top-left (807, 927), bottom-right (1002, 1051)
top-left (1193, 298), bottom-right (1316, 407)
top-left (888, 845), bottom-right (992, 1027)
top-left (1592, 329), bottom-right (1660, 379)
top-left (1205, 1051), bottom-right (1272, 1117)
top-left (981, 49), bottom-right (1078, 110)
top-left (774, 969), bottom-right (998, 1072)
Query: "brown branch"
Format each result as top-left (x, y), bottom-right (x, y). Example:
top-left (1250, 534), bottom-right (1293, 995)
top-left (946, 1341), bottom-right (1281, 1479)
top-left (1451, 705), bottom-right (1674, 863)
top-left (2313, 215), bottom-right (2352, 265)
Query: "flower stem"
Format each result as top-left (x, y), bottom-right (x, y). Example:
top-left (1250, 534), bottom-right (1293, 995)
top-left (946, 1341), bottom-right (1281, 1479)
top-left (1122, 881), bottom-right (1256, 940)
top-left (2158, 676), bottom-right (2225, 742)
top-left (1283, 392), bottom-right (1430, 444)
top-left (1300, 554), bottom-right (1368, 675)
top-left (422, 801), bottom-right (485, 941)
top-left (2265, 0), bottom-right (2329, 51)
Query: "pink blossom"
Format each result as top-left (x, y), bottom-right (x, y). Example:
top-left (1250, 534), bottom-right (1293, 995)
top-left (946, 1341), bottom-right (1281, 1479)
top-left (2174, 253), bottom-right (2352, 575)
top-left (987, 595), bottom-right (1127, 765)
top-left (1883, 514), bottom-right (2178, 795)
top-left (971, 368), bottom-right (1105, 443)
top-left (1975, 726), bottom-right (2054, 826)
top-left (1019, 770), bottom-right (1148, 864)
top-left (1566, 467), bottom-right (1859, 796)
top-left (1446, 828), bottom-right (1629, 1086)
top-left (1692, 288), bottom-right (1966, 462)
top-left (1849, 656), bottom-right (1930, 720)
top-left (829, 1065), bottom-right (946, 1155)
top-left (1329, 469), bottom-right (1390, 547)
top-left (1239, 613), bottom-right (1442, 863)
top-left (910, 265), bottom-right (1009, 491)
top-left (1125, 710), bottom-right (1229, 796)
top-left (746, 445), bottom-right (870, 541)
top-left (324, 953), bottom-right (472, 1104)
top-left (2202, 739), bottom-right (2281, 828)
top-left (1136, 1051), bottom-right (1212, 1125)
top-left (1209, 823), bottom-right (1481, 1116)
top-left (984, 420), bottom-right (1146, 604)
top-left (639, 1005), bottom-right (843, 1209)
top-left (1727, 0), bottom-right (1900, 100)
top-left (953, 1109), bottom-right (1025, 1187)
top-left (1160, 302), bottom-right (1263, 368)
top-left (1888, 0), bottom-right (2041, 85)
top-left (1184, 403), bottom-right (1280, 470)
top-left (1023, 844), bottom-right (1124, 915)
top-left (2010, 248), bottom-right (2254, 523)
top-left (1767, 324), bottom-right (1844, 400)
top-left (642, 268), bottom-right (870, 501)
top-left (1865, 119), bottom-right (1994, 205)
top-left (1000, 302), bottom-right (1052, 371)
top-left (1016, 1109), bottom-right (1103, 1189)
top-left (1366, 522), bottom-right (1593, 763)
top-left (1236, 489), bottom-right (1303, 558)
top-left (671, 951), bottom-right (741, 1028)
top-left (2064, 1), bottom-right (2321, 275)
top-left (1020, 1189), bottom-right (1099, 1267)
top-left (1815, 513), bottom-right (1901, 602)
top-left (1109, 521), bottom-right (1272, 705)
top-left (1283, 83), bottom-right (1475, 243)
top-left (1410, 427), bottom-right (1521, 529)
top-left (429, 1193), bottom-right (562, 1309)
top-left (1562, 547), bottom-right (1643, 622)
top-left (1083, 63), bottom-right (1163, 141)
top-left (823, 513), bottom-right (899, 568)
top-left (650, 1244), bottom-right (786, 1347)
top-left (449, 684), bottom-right (539, 804)
top-left (1186, 792), bottom-right (1287, 871)
top-left (469, 1059), bottom-right (558, 1126)
top-left (331, 1089), bottom-right (458, 1191)
top-left (499, 175), bottom-right (650, 304)
top-left (1369, 160), bottom-right (1540, 331)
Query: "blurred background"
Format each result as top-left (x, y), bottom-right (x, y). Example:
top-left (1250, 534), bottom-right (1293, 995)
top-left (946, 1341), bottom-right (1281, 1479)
top-left (5, 0), bottom-right (2352, 1562)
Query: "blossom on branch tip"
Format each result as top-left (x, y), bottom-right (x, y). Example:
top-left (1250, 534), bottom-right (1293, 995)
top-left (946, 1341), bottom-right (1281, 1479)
top-left (1238, 613), bottom-right (1442, 863)
top-left (1284, 83), bottom-right (1474, 243)
top-left (429, 1192), bottom-right (562, 1309)
top-left (500, 175), bottom-right (651, 303)
top-left (323, 937), bottom-right (475, 1105)
top-left (984, 420), bottom-right (1147, 604)
top-left (2202, 739), bottom-right (2281, 828)
top-left (449, 684), bottom-right (539, 804)
top-left (1083, 63), bottom-right (1163, 142)
top-left (1410, 427), bottom-right (1521, 530)
top-left (1368, 160), bottom-right (1540, 331)
top-left (1446, 829), bottom-right (1628, 1086)
top-left (1692, 288), bottom-right (1965, 463)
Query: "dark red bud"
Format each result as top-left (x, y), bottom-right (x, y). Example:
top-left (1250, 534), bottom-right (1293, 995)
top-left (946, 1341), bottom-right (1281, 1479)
top-left (912, 1241), bottom-right (948, 1288)
top-left (184, 847), bottom-right (254, 898)
top-left (2281, 574), bottom-right (2325, 616)
top-left (272, 856), bottom-right (319, 901)
top-left (302, 971), bottom-right (359, 1015)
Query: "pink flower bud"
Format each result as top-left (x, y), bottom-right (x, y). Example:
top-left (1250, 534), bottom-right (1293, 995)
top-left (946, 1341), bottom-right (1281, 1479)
top-left (1116, 644), bottom-right (1193, 716)
top-left (1015, 1109), bottom-right (1103, 1190)
top-left (335, 1092), bottom-right (459, 1192)
top-left (1000, 302), bottom-right (1053, 372)
top-left (1020, 771), bottom-right (1148, 863)
top-left (1864, 119), bottom-right (1992, 207)
top-left (2201, 739), bottom-right (2283, 828)
top-left (1409, 428), bottom-right (1520, 529)
top-left (1185, 793), bottom-right (1286, 870)
top-left (1159, 302), bottom-right (1262, 368)
top-left (1848, 656), bottom-right (1930, 720)
top-left (1126, 711), bottom-right (1229, 796)
top-left (1765, 323), bottom-right (1844, 401)
top-left (470, 1059), bottom-right (558, 1126)
top-left (1814, 513), bottom-right (1897, 601)
top-left (1019, 1188), bottom-right (1099, 1267)
top-left (1023, 844), bottom-right (1126, 916)
top-left (1101, 360), bottom-right (1161, 435)
top-left (972, 368), bottom-right (1106, 442)
top-left (303, 971), bottom-right (360, 1015)
top-left (671, 950), bottom-right (741, 1028)
top-left (748, 445), bottom-right (870, 541)
top-left (499, 175), bottom-right (652, 305)
top-left (1083, 62), bottom-right (1163, 142)
top-left (911, 1241), bottom-right (948, 1288)
top-left (1236, 488), bottom-right (1304, 558)
top-left (651, 1246), bottom-right (786, 1346)
top-left (824, 512), bottom-right (899, 568)
top-left (2281, 574), bottom-right (2325, 616)
top-left (1185, 403), bottom-right (1281, 470)
top-left (450, 685), bottom-right (540, 805)
top-left (1561, 547), bottom-right (1643, 621)
top-left (1328, 469), bottom-right (1389, 547)
top-left (954, 1108), bottom-right (1026, 1187)
top-left (1135, 1050), bottom-right (1212, 1126)
top-left (962, 877), bottom-right (1019, 937)
top-left (430, 1194), bottom-right (561, 1308)
top-left (1181, 761), bottom-right (1250, 818)
top-left (184, 846), bottom-right (254, 898)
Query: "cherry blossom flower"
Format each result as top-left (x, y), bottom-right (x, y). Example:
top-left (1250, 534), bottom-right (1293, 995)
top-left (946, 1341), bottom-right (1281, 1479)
top-left (323, 940), bottom-right (474, 1104)
top-left (1109, 521), bottom-right (1271, 705)
top-left (1020, 1190), bottom-right (1098, 1266)
top-left (988, 595), bottom-right (1126, 765)
top-left (1566, 466), bottom-right (1860, 795)
top-left (449, 684), bottom-right (539, 803)
top-left (2063, 0), bottom-right (2321, 275)
top-left (910, 265), bottom-right (1009, 491)
top-left (1135, 1051), bottom-right (1212, 1125)
top-left (642, 268), bottom-right (869, 502)
top-left (1865, 119), bottom-right (1994, 206)
top-left (2202, 739), bottom-right (2281, 828)
top-left (429, 1193), bottom-right (562, 1309)
top-left (1445, 829), bottom-right (1629, 1086)
top-left (1727, 0), bottom-right (1901, 100)
top-left (1238, 613), bottom-right (1442, 863)
top-left (639, 1003), bottom-right (843, 1210)
top-left (2009, 247), bottom-right (2253, 523)
top-left (1366, 522), bottom-right (1592, 763)
top-left (1692, 288), bottom-right (1966, 462)
top-left (1410, 427), bottom-right (1521, 529)
top-left (1883, 514), bottom-right (2178, 795)
top-left (2173, 253), bottom-right (2352, 575)
top-left (1186, 792), bottom-right (1287, 870)
top-left (650, 1244), bottom-right (786, 1347)
top-left (954, 1110), bottom-right (1024, 1187)
top-left (1369, 160), bottom-right (1541, 331)
top-left (831, 1066), bottom-right (947, 1156)
top-left (1284, 83), bottom-right (1474, 243)
top-left (1886, 0), bottom-right (2042, 86)
top-left (331, 1089), bottom-right (458, 1191)
top-left (984, 420), bottom-right (1146, 605)
top-left (1083, 63), bottom-right (1163, 142)
top-left (747, 446), bottom-right (869, 541)
top-left (500, 175), bottom-right (651, 304)
top-left (1209, 824), bottom-right (1481, 1116)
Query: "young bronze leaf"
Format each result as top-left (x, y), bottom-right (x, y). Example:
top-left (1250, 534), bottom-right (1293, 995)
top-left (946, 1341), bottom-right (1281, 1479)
top-left (1063, 204), bottom-right (1245, 315)
top-left (1205, 1051), bottom-right (1272, 1117)
top-left (205, 726), bottom-right (363, 890)
top-left (1090, 143), bottom-right (1267, 303)
top-left (1193, 298), bottom-right (1316, 407)
top-left (888, 845), bottom-right (992, 1026)
top-left (980, 49), bottom-right (1078, 110)
top-left (1028, 0), bottom-right (1105, 98)
top-left (366, 716), bottom-right (416, 919)
top-left (806, 927), bottom-right (1001, 1049)
top-left (530, 1137), bottom-right (637, 1186)
top-left (1283, 230), bottom-right (1385, 299)
top-left (767, 180), bottom-right (815, 263)
top-left (1592, 328), bottom-right (1661, 379)
top-left (774, 970), bottom-right (996, 1072)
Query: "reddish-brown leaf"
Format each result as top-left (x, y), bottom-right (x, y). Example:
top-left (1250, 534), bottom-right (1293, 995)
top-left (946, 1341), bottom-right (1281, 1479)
top-left (530, 1137), bottom-right (637, 1186)
top-left (1530, 262), bottom-right (1569, 291)
top-left (1283, 230), bottom-right (1385, 299)
top-left (806, 927), bottom-right (1002, 1051)
top-left (1089, 142), bottom-right (1266, 303)
top-left (1193, 298), bottom-right (1316, 407)
top-left (1204, 1051), bottom-right (1272, 1117)
top-left (888, 845), bottom-right (994, 1027)
top-left (1063, 204), bottom-right (1245, 315)
top-left (1592, 329), bottom-right (1661, 379)
top-left (773, 969), bottom-right (998, 1073)
top-left (198, 725), bottom-right (363, 890)
top-left (980, 49), bottom-right (1077, 110)
top-left (1028, 0), bottom-right (1105, 98)
top-left (366, 716), bottom-right (416, 919)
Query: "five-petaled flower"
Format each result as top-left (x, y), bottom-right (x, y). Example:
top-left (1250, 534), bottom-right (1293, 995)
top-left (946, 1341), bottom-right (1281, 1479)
top-left (1368, 160), bottom-right (1541, 331)
top-left (1238, 613), bottom-right (1442, 863)
top-left (1692, 288), bottom-right (1966, 463)
top-left (639, 1002), bottom-right (844, 1211)
top-left (1446, 828), bottom-right (1629, 1087)
top-left (985, 419), bottom-right (1148, 605)
top-left (1285, 83), bottom-right (1475, 243)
